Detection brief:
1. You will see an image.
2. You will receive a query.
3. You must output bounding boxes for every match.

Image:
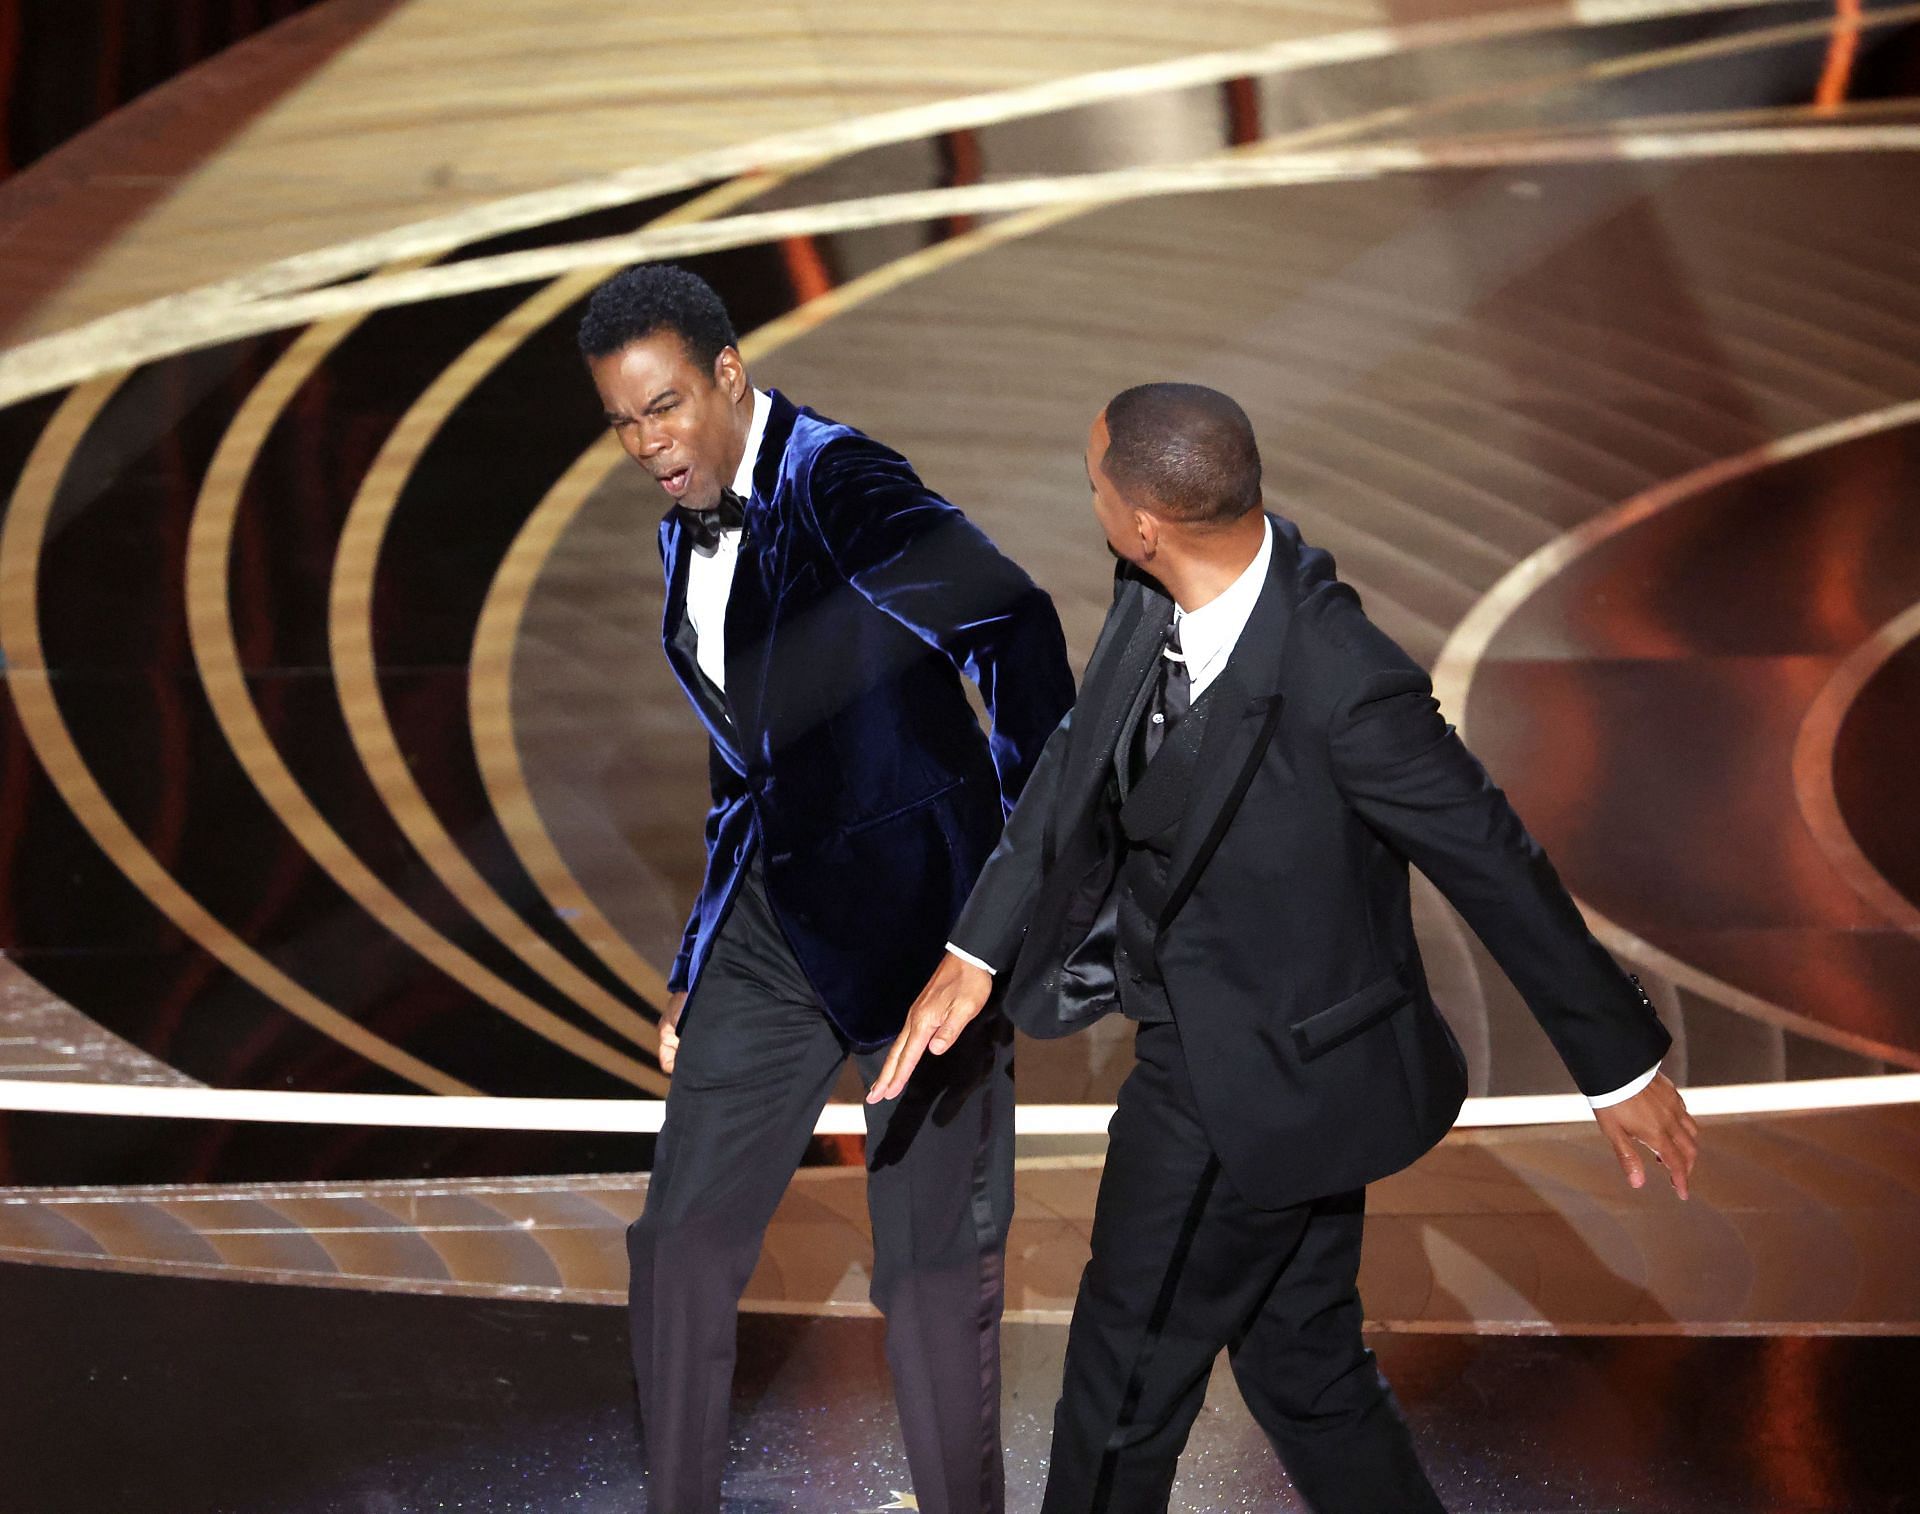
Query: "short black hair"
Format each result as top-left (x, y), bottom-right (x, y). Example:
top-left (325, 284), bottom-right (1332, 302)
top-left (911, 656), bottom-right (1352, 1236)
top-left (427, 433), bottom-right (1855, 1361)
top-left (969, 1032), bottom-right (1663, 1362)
top-left (577, 264), bottom-right (738, 369)
top-left (1101, 382), bottom-right (1262, 527)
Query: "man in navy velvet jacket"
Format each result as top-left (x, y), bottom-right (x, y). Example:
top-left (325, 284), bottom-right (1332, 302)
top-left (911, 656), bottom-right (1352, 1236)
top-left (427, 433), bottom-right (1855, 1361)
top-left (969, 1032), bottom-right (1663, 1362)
top-left (580, 264), bottom-right (1074, 1514)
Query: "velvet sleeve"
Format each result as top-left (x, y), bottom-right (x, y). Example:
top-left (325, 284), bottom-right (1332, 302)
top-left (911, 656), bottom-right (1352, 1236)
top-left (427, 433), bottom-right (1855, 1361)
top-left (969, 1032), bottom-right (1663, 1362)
top-left (805, 436), bottom-right (1075, 812)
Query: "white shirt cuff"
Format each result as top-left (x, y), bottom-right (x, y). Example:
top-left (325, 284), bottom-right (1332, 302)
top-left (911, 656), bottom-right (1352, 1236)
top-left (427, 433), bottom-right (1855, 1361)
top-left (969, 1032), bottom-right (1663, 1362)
top-left (944, 943), bottom-right (997, 977)
top-left (1587, 1063), bottom-right (1660, 1110)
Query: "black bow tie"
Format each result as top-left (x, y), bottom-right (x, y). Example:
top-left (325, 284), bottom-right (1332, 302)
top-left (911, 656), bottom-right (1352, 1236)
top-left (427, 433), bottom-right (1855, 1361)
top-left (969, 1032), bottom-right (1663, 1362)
top-left (679, 488), bottom-right (747, 552)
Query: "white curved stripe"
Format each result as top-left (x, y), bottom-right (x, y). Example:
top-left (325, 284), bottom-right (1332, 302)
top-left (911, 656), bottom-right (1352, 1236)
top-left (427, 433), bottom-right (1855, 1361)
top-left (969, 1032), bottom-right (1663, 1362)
top-left (0, 1074), bottom-right (1914, 1133)
top-left (6, 122), bottom-right (1920, 410)
top-left (1792, 599), bottom-right (1920, 938)
top-left (1433, 398), bottom-right (1920, 1069)
top-left (8, 0), bottom-right (1811, 333)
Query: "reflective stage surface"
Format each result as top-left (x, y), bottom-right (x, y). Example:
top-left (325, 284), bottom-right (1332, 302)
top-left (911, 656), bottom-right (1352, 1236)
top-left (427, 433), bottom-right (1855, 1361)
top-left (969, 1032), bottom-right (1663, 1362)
top-left (4, 0), bottom-right (1920, 1509)
top-left (3, 0), bottom-right (1920, 1140)
top-left (5, 1260), bottom-right (1913, 1514)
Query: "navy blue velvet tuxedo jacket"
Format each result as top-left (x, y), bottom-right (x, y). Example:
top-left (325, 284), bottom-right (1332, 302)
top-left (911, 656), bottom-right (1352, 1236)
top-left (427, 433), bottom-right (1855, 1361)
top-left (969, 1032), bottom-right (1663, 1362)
top-left (658, 390), bottom-right (1074, 1049)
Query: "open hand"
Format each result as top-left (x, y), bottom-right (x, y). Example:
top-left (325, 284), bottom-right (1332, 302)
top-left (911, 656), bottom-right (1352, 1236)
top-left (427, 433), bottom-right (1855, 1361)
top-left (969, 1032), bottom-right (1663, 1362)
top-left (867, 952), bottom-right (993, 1103)
top-left (1595, 1073), bottom-right (1698, 1199)
top-left (658, 990), bottom-right (687, 1076)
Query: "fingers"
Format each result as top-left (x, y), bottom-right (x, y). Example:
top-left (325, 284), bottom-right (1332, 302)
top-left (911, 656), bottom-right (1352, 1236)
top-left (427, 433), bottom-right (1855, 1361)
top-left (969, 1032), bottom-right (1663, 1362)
top-left (1663, 1115), bottom-right (1698, 1202)
top-left (1600, 1077), bottom-right (1701, 1201)
top-left (1608, 1128), bottom-right (1647, 1190)
top-left (659, 1018), bottom-right (679, 1077)
top-left (1649, 1086), bottom-right (1698, 1201)
top-left (927, 995), bottom-right (984, 1056)
top-left (868, 1011), bottom-right (942, 1104)
top-left (1667, 1146), bottom-right (1691, 1202)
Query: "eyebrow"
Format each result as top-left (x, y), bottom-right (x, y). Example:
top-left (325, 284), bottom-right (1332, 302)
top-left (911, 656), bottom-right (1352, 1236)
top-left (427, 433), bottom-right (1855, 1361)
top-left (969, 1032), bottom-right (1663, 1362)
top-left (603, 387), bottom-right (681, 425)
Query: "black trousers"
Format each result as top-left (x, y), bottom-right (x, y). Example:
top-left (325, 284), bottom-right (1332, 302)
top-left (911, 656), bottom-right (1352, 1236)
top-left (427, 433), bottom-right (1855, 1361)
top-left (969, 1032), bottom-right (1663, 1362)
top-left (627, 862), bottom-right (1015, 1513)
top-left (1043, 1020), bottom-right (1445, 1514)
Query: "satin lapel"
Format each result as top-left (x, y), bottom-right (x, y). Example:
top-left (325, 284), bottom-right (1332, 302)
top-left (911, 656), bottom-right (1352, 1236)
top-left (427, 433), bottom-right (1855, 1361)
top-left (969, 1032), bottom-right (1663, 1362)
top-left (716, 391), bottom-right (801, 748)
top-left (659, 511), bottom-right (701, 695)
top-left (1160, 536), bottom-right (1299, 927)
top-left (660, 510), bottom-right (744, 764)
top-left (1066, 582), bottom-right (1173, 790)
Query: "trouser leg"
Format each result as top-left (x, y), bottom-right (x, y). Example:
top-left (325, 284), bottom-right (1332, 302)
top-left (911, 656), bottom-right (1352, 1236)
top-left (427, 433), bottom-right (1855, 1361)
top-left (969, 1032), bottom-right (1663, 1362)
top-left (1040, 1022), bottom-right (1309, 1514)
top-left (627, 866), bottom-right (845, 1514)
top-left (1040, 1021), bottom-right (1444, 1514)
top-left (1227, 1192), bottom-right (1445, 1514)
top-left (856, 1007), bottom-right (1016, 1514)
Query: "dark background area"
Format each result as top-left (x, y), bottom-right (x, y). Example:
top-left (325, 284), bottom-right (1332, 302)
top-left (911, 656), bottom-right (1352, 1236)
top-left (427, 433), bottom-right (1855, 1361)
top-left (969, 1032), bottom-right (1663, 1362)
top-left (0, 0), bottom-right (325, 179)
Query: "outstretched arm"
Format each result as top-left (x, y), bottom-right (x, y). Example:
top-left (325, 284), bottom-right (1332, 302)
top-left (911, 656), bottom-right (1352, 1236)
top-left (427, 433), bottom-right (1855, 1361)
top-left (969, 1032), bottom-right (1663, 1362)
top-left (868, 703), bottom-right (1076, 1103)
top-left (1325, 620), bottom-right (1696, 1196)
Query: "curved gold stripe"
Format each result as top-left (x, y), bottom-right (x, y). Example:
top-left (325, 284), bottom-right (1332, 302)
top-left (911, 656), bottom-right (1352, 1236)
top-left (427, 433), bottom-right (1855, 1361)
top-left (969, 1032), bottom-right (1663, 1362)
top-left (48, 121), bottom-right (1920, 371)
top-left (325, 292), bottom-right (678, 1084)
top-left (470, 431), bottom-right (671, 1003)
top-left (331, 258), bottom-right (816, 1073)
top-left (482, 18), bottom-right (1902, 967)
top-left (469, 178), bottom-right (785, 1007)
top-left (0, 0), bottom-right (1794, 404)
top-left (188, 283), bottom-right (667, 1092)
top-left (330, 174), bottom-right (787, 1036)
top-left (0, 382), bottom-right (472, 1094)
top-left (1433, 399), bottom-right (1920, 1071)
top-left (378, 10), bottom-right (1920, 1085)
top-left (1793, 599), bottom-right (1920, 939)
top-left (8, 5), bottom-right (1920, 410)
top-left (477, 208), bottom-right (1108, 1007)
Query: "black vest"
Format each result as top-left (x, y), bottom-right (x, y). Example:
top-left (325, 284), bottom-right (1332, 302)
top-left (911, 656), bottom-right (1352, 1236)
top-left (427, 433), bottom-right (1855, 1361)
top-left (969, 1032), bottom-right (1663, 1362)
top-left (1111, 666), bottom-right (1212, 1023)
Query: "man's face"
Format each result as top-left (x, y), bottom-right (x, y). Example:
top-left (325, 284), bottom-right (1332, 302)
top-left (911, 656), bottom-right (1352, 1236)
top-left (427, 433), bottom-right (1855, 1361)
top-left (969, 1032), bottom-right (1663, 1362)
top-left (589, 331), bottom-right (749, 513)
top-left (1086, 411), bottom-right (1153, 565)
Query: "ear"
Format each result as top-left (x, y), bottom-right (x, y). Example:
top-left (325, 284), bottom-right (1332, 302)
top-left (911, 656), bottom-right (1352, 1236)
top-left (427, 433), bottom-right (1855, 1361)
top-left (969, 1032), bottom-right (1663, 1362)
top-left (714, 346), bottom-right (748, 403)
top-left (1133, 508), bottom-right (1160, 561)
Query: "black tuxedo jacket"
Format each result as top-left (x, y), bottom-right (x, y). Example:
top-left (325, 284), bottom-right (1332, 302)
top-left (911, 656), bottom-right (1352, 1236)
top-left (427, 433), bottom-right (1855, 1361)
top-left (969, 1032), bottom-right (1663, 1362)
top-left (951, 515), bottom-right (1669, 1209)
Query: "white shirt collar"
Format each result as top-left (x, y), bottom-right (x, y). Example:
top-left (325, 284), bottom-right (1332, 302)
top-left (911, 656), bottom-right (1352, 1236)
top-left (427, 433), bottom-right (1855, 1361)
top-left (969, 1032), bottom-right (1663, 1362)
top-left (728, 388), bottom-right (772, 501)
top-left (1170, 516), bottom-right (1273, 698)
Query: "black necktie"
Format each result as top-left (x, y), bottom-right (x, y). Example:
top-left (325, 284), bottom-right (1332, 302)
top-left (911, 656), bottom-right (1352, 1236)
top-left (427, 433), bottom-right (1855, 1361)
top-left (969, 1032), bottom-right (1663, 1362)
top-left (1131, 619), bottom-right (1191, 781)
top-left (679, 487), bottom-right (747, 553)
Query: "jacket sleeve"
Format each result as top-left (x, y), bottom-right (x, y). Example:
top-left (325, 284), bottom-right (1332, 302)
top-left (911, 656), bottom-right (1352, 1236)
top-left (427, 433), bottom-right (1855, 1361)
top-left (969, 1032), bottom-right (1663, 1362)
top-left (805, 436), bottom-right (1075, 813)
top-left (667, 740), bottom-right (748, 994)
top-left (947, 704), bottom-right (1076, 971)
top-left (1321, 591), bottom-right (1670, 1096)
top-left (949, 560), bottom-right (1142, 970)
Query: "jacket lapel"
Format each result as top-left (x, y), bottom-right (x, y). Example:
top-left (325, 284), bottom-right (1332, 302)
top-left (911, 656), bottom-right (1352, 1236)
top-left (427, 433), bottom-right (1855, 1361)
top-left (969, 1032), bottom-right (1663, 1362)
top-left (710, 391), bottom-right (801, 748)
top-left (1066, 576), bottom-right (1173, 788)
top-left (1159, 524), bottom-right (1301, 927)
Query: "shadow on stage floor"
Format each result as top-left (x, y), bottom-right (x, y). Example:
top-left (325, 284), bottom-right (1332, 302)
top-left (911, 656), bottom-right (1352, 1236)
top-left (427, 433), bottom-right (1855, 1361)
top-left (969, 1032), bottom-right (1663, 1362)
top-left (4, 1261), bottom-right (1912, 1514)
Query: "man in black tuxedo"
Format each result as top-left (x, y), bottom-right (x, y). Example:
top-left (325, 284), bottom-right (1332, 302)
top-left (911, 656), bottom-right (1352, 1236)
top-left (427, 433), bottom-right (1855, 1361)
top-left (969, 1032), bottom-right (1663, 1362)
top-left (871, 383), bottom-right (1699, 1512)
top-left (581, 265), bottom-right (1074, 1513)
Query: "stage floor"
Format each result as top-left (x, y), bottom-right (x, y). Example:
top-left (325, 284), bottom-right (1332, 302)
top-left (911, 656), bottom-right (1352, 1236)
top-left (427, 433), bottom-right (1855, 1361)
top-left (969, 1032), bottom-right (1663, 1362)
top-left (5, 1259), bottom-right (1913, 1513)
top-left (5, 1), bottom-right (1920, 1508)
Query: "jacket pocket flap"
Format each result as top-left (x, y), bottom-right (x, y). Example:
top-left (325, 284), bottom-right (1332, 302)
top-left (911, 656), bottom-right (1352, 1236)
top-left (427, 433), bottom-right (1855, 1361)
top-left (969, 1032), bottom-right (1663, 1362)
top-left (841, 777), bottom-right (965, 837)
top-left (1290, 974), bottom-right (1411, 1059)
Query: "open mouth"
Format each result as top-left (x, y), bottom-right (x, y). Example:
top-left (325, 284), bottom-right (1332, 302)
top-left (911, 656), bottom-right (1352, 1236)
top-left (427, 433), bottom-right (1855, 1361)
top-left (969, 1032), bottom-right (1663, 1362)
top-left (657, 466), bottom-right (693, 498)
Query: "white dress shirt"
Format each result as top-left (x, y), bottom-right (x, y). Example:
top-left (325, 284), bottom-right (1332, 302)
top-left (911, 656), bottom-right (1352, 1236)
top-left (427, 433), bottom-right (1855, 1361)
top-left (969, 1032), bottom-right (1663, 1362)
top-left (684, 387), bottom-right (771, 694)
top-left (947, 517), bottom-right (1660, 1109)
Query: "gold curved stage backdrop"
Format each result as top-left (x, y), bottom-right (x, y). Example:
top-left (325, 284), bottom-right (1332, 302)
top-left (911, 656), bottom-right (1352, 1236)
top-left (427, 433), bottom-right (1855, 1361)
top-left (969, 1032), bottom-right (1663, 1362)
top-left (0, 0), bottom-right (1917, 1196)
